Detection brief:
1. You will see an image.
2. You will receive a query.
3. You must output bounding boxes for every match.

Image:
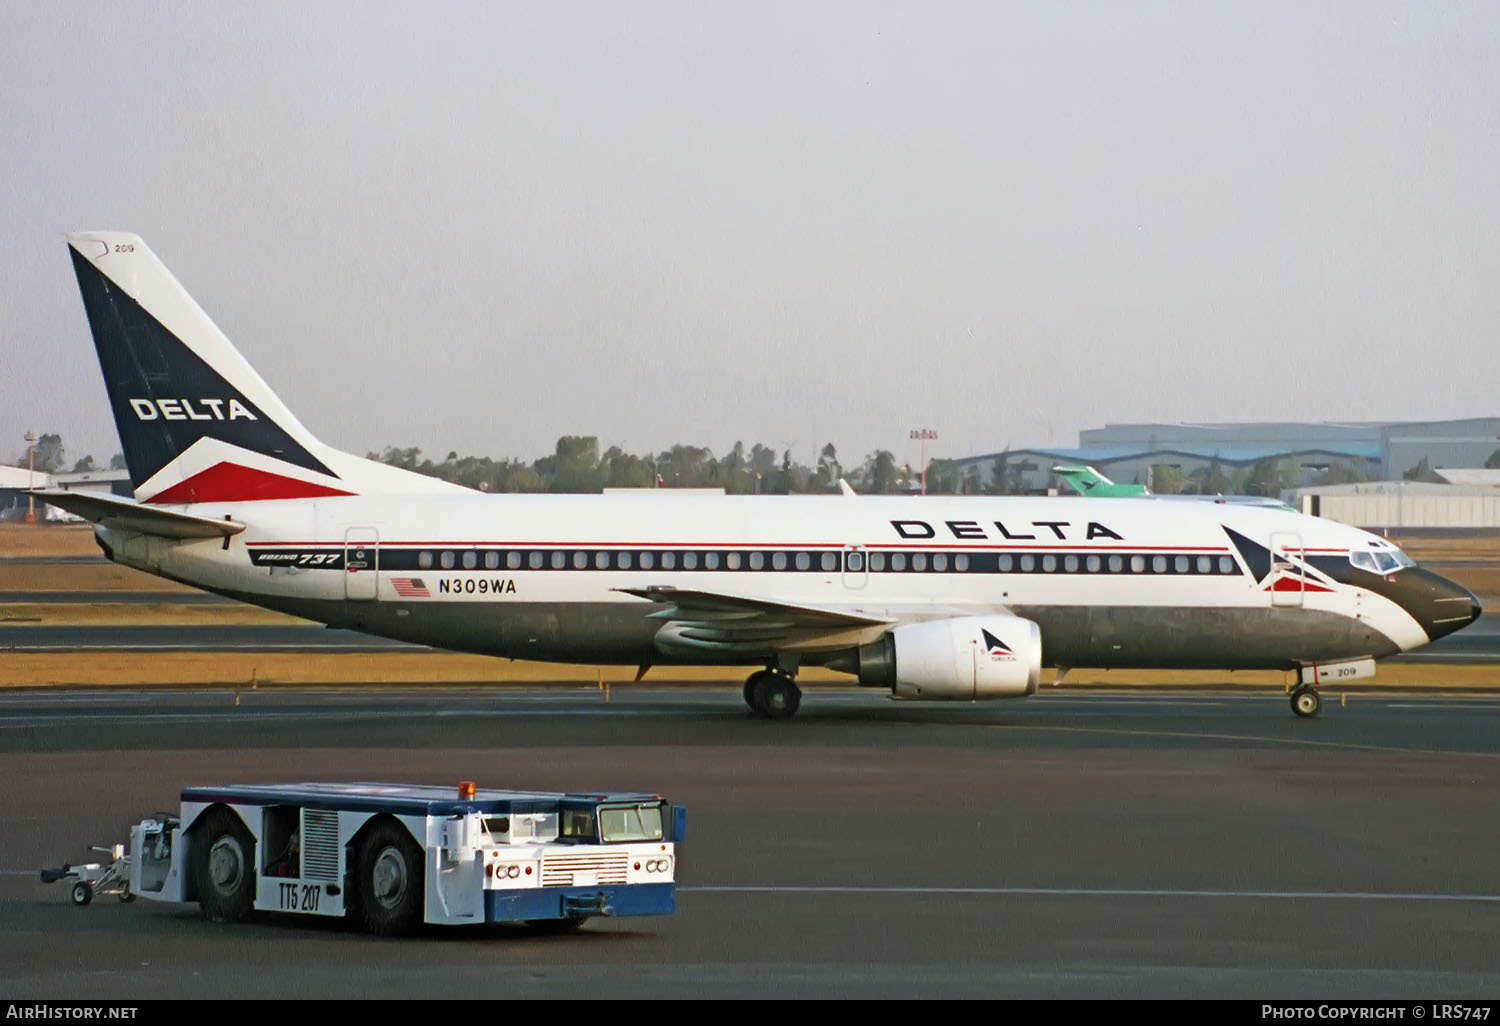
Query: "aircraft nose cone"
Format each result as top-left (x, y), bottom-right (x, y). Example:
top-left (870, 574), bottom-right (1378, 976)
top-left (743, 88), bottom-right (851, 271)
top-left (1357, 564), bottom-right (1482, 643)
top-left (1407, 569), bottom-right (1483, 642)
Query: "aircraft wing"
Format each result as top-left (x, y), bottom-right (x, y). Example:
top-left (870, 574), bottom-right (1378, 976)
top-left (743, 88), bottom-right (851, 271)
top-left (31, 489), bottom-right (245, 539)
top-left (617, 586), bottom-right (895, 656)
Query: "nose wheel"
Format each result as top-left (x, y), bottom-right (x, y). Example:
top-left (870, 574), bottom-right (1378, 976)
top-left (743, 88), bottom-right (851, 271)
top-left (1290, 685), bottom-right (1321, 718)
top-left (743, 669), bottom-right (801, 720)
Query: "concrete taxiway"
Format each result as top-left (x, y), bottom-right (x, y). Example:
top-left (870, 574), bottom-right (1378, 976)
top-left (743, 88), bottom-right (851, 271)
top-left (2, 686), bottom-right (1499, 999)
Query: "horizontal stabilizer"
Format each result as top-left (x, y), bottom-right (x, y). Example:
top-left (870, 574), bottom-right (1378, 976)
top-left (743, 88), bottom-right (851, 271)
top-left (31, 490), bottom-right (244, 539)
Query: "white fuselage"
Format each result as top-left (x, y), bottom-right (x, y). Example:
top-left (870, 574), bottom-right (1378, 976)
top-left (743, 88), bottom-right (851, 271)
top-left (99, 491), bottom-right (1440, 670)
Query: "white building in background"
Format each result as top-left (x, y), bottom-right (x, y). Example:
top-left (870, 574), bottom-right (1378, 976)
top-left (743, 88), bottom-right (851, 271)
top-left (1436, 469), bottom-right (1500, 489)
top-left (48, 468), bottom-right (132, 495)
top-left (1289, 481), bottom-right (1500, 531)
top-left (0, 465), bottom-right (131, 520)
top-left (0, 464), bottom-right (56, 519)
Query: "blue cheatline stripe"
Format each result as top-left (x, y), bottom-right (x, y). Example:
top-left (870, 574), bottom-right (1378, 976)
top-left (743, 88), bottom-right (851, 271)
top-left (247, 545), bottom-right (1244, 577)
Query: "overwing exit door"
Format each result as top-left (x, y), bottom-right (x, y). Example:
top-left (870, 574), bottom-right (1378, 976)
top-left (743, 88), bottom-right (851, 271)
top-left (842, 546), bottom-right (869, 589)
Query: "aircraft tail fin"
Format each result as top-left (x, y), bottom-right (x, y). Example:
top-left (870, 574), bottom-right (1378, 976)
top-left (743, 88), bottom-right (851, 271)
top-left (1052, 465), bottom-right (1111, 495)
top-left (66, 232), bottom-right (465, 504)
top-left (1051, 465), bottom-right (1149, 497)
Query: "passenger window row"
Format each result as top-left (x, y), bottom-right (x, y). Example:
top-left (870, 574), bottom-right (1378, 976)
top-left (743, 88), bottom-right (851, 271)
top-left (404, 549), bottom-right (1241, 576)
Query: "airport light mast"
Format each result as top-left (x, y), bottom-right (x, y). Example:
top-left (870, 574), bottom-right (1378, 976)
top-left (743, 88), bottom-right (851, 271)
top-left (910, 428), bottom-right (937, 496)
top-left (24, 430), bottom-right (35, 523)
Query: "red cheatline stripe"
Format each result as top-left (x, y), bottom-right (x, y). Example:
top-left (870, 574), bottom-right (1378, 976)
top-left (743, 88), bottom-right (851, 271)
top-left (144, 462), bottom-right (355, 504)
top-left (1266, 579), bottom-right (1334, 593)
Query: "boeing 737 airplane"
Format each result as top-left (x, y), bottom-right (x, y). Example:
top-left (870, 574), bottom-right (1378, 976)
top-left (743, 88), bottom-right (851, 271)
top-left (41, 232), bottom-right (1482, 719)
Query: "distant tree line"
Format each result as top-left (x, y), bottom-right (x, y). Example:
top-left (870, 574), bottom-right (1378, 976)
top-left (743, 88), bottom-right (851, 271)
top-left (23, 431), bottom-right (1500, 495)
top-left (367, 438), bottom-right (946, 494)
top-left (13, 433), bottom-right (125, 475)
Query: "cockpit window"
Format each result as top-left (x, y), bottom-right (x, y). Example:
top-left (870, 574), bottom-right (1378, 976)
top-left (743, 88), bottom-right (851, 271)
top-left (1351, 548), bottom-right (1414, 574)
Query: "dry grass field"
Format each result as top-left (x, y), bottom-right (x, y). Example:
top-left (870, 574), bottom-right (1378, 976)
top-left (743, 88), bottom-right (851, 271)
top-left (4, 522), bottom-right (1498, 690)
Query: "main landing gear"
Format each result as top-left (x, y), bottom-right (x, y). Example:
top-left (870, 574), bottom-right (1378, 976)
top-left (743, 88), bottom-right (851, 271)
top-left (743, 669), bottom-right (801, 720)
top-left (1290, 684), bottom-right (1321, 718)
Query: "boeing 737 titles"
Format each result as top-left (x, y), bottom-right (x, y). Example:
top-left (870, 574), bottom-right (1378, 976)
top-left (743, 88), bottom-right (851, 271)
top-left (39, 233), bottom-right (1482, 719)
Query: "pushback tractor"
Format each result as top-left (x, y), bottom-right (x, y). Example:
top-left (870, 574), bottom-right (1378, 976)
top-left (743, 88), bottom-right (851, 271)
top-left (41, 782), bottom-right (684, 936)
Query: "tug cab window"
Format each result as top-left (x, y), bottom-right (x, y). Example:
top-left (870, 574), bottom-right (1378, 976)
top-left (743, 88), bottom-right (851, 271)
top-left (598, 803), bottom-right (665, 843)
top-left (560, 805), bottom-right (597, 842)
top-left (508, 805), bottom-right (559, 843)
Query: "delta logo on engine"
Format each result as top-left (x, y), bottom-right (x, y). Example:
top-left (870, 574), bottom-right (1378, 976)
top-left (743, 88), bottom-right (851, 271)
top-left (982, 629), bottom-right (1016, 661)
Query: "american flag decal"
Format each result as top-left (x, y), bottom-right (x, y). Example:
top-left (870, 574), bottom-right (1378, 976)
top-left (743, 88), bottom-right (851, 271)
top-left (390, 577), bottom-right (430, 598)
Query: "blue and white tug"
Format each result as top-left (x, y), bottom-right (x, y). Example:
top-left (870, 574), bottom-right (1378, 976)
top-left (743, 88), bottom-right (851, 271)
top-left (44, 781), bottom-right (684, 936)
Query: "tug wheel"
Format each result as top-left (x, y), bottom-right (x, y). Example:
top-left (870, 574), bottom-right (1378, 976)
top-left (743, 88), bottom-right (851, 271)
top-left (193, 807), bottom-right (256, 923)
top-left (353, 820), bottom-right (424, 937)
top-left (71, 882), bottom-right (92, 907)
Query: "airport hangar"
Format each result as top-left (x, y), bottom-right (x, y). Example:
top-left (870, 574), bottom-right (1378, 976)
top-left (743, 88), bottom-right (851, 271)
top-left (950, 417), bottom-right (1500, 497)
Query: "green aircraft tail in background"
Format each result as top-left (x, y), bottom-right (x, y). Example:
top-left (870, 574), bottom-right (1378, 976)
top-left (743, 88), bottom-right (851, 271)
top-left (1051, 465), bottom-right (1149, 497)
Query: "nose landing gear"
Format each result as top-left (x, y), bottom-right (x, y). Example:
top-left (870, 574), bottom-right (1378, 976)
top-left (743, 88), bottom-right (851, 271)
top-left (1290, 684), bottom-right (1322, 718)
top-left (743, 669), bottom-right (801, 720)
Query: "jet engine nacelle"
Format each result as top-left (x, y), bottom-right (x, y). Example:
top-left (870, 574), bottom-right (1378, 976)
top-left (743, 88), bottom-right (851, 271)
top-left (853, 614), bottom-right (1042, 700)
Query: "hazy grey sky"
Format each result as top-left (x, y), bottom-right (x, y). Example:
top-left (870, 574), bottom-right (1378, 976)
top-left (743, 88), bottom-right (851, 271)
top-left (3, 2), bottom-right (1498, 472)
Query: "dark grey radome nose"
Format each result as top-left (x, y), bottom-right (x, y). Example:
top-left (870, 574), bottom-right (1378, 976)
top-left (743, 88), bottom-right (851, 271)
top-left (1353, 565), bottom-right (1483, 643)
top-left (1399, 568), bottom-right (1483, 642)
